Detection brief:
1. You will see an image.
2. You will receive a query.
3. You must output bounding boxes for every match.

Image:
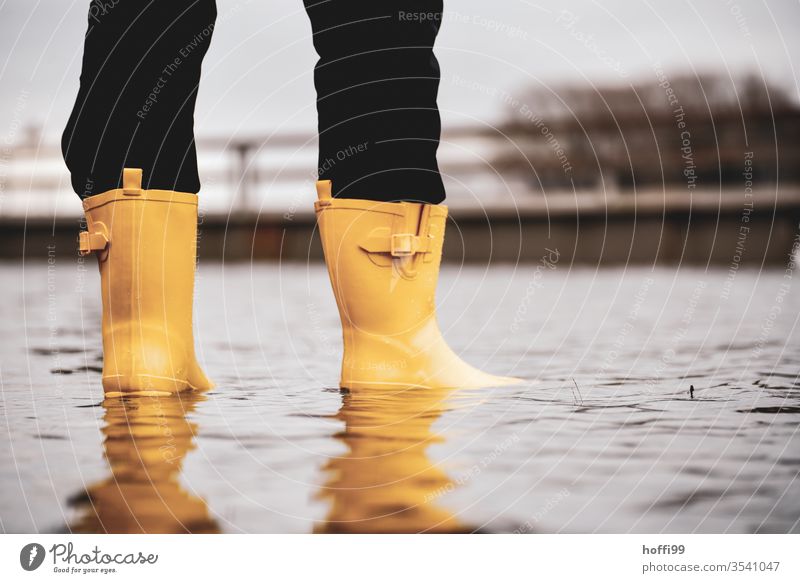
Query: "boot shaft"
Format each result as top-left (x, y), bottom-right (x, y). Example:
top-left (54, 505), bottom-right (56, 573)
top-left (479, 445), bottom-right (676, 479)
top-left (82, 169), bottom-right (200, 336)
top-left (314, 179), bottom-right (448, 337)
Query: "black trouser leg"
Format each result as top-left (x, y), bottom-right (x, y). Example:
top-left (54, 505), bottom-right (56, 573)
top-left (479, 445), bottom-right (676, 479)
top-left (304, 1), bottom-right (446, 204)
top-left (63, 0), bottom-right (216, 198)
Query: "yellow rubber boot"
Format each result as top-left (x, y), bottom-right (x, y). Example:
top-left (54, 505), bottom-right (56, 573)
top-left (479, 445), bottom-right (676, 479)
top-left (79, 168), bottom-right (213, 396)
top-left (314, 180), bottom-right (521, 389)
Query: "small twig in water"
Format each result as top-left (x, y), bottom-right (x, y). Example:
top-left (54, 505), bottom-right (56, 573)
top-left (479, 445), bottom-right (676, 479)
top-left (571, 378), bottom-right (584, 406)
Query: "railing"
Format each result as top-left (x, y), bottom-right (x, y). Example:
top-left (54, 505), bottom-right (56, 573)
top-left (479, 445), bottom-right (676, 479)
top-left (0, 126), bottom-right (526, 218)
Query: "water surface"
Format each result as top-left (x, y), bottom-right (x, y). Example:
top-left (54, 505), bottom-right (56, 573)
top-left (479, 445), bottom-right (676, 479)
top-left (1, 261), bottom-right (798, 533)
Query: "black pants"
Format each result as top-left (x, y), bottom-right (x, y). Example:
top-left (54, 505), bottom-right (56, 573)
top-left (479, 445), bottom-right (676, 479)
top-left (63, 0), bottom-right (445, 204)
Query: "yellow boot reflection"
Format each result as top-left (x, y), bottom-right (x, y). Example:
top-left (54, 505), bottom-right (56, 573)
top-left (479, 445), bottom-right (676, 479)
top-left (71, 393), bottom-right (218, 533)
top-left (316, 386), bottom-right (469, 533)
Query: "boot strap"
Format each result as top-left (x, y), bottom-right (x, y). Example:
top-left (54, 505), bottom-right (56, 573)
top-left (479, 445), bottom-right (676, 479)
top-left (360, 230), bottom-right (433, 257)
top-left (78, 223), bottom-right (109, 256)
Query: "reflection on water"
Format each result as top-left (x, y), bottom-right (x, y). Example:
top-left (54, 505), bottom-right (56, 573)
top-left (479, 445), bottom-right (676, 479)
top-left (2, 263), bottom-right (799, 533)
top-left (70, 394), bottom-right (218, 534)
top-left (316, 387), bottom-right (470, 533)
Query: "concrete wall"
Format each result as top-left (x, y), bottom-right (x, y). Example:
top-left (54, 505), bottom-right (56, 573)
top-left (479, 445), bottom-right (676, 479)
top-left (3, 191), bottom-right (798, 266)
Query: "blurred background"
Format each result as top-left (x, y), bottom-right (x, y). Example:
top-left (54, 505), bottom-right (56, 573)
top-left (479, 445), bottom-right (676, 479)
top-left (1, 0), bottom-right (799, 263)
top-left (2, 1), bottom-right (800, 535)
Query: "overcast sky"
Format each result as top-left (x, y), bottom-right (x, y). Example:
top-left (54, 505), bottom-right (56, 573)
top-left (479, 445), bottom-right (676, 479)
top-left (1, 0), bottom-right (798, 142)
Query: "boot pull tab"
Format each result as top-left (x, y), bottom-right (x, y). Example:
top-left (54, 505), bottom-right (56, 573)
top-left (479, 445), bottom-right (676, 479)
top-left (78, 221), bottom-right (109, 260)
top-left (122, 168), bottom-right (143, 196)
top-left (417, 205), bottom-right (435, 264)
top-left (316, 180), bottom-right (333, 202)
top-left (399, 204), bottom-right (433, 276)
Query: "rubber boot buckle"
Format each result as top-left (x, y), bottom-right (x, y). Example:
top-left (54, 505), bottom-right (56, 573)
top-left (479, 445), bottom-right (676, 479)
top-left (391, 234), bottom-right (417, 257)
top-left (78, 223), bottom-right (110, 256)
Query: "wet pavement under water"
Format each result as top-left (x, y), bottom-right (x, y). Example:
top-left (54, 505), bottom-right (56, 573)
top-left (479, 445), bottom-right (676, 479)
top-left (1, 261), bottom-right (798, 533)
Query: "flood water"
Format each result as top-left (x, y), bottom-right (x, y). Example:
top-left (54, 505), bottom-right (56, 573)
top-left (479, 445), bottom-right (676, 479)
top-left (1, 260), bottom-right (798, 533)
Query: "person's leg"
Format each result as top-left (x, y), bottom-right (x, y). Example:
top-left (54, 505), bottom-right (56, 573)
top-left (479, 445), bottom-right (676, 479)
top-left (65, 1), bottom-right (216, 395)
top-left (307, 3), bottom-right (520, 389)
top-left (304, 0), bottom-right (445, 203)
top-left (63, 0), bottom-right (216, 198)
